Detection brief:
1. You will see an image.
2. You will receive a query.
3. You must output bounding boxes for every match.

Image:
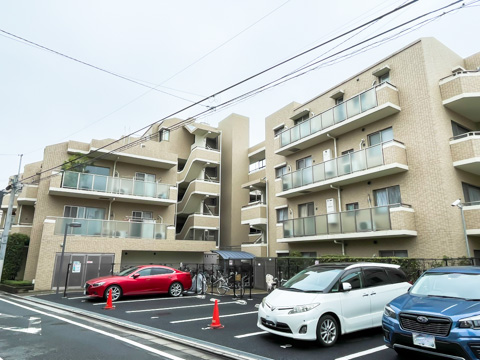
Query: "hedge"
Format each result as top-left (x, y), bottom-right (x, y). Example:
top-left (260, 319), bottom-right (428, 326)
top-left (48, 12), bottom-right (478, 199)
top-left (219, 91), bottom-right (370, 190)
top-left (1, 233), bottom-right (30, 282)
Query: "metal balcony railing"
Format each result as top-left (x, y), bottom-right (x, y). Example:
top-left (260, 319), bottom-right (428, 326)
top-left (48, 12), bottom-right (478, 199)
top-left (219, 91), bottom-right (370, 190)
top-left (279, 85), bottom-right (383, 148)
top-left (54, 217), bottom-right (167, 239)
top-left (61, 171), bottom-right (171, 199)
top-left (282, 204), bottom-right (410, 238)
top-left (450, 131), bottom-right (480, 141)
top-left (281, 140), bottom-right (402, 191)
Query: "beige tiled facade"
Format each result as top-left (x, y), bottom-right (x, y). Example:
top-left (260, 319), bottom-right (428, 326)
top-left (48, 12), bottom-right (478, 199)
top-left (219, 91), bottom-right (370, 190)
top-left (2, 38), bottom-right (480, 290)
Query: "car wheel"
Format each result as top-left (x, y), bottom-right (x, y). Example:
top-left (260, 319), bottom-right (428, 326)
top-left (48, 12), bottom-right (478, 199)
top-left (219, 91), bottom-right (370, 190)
top-left (169, 282), bottom-right (183, 297)
top-left (317, 315), bottom-right (339, 347)
top-left (104, 285), bottom-right (122, 302)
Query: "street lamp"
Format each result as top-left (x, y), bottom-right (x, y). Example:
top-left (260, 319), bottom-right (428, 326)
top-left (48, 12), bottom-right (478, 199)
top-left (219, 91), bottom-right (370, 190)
top-left (55, 222), bottom-right (81, 295)
top-left (451, 199), bottom-right (471, 258)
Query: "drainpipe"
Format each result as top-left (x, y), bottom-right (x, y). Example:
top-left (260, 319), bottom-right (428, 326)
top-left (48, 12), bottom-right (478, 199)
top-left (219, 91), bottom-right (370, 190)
top-left (263, 177), bottom-right (269, 257)
top-left (326, 134), bottom-right (337, 158)
top-left (359, 139), bottom-right (365, 150)
top-left (334, 240), bottom-right (345, 255)
top-left (330, 185), bottom-right (341, 213)
top-left (113, 157), bottom-right (119, 177)
top-left (108, 198), bottom-right (115, 220)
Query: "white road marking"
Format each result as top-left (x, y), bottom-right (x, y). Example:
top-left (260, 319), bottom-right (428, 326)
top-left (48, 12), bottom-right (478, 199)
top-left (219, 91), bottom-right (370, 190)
top-left (335, 345), bottom-right (388, 360)
top-left (67, 296), bottom-right (89, 300)
top-left (127, 301), bottom-right (239, 313)
top-left (93, 296), bottom-right (192, 306)
top-left (168, 311), bottom-right (258, 323)
top-left (0, 298), bottom-right (186, 360)
top-left (234, 330), bottom-right (268, 338)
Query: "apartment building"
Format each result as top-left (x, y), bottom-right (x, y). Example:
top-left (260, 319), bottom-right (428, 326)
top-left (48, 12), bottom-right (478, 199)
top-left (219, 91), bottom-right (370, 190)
top-left (1, 115), bottom-right (251, 291)
top-left (240, 37), bottom-right (480, 260)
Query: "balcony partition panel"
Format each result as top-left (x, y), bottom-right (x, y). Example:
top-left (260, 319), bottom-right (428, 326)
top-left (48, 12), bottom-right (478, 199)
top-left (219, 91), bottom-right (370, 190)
top-left (282, 173), bottom-right (293, 191)
top-left (291, 126), bottom-right (300, 144)
top-left (351, 151), bottom-right (367, 172)
top-left (346, 96), bottom-right (361, 117)
top-left (315, 215), bottom-right (328, 235)
top-left (338, 154), bottom-right (352, 176)
top-left (325, 159), bottom-right (337, 179)
top-left (300, 121), bottom-right (311, 138)
top-left (327, 213), bottom-right (341, 234)
top-left (79, 173), bottom-right (94, 190)
top-left (292, 170), bottom-right (303, 188)
top-left (366, 144), bottom-right (384, 168)
top-left (293, 218), bottom-right (305, 237)
top-left (313, 163), bottom-right (326, 183)
top-left (372, 206), bottom-right (391, 231)
top-left (341, 211), bottom-right (357, 233)
top-left (283, 219), bottom-right (294, 238)
top-left (311, 115), bottom-right (322, 133)
top-left (93, 175), bottom-right (108, 192)
top-left (304, 217), bottom-right (316, 236)
top-left (63, 172), bottom-right (79, 188)
top-left (280, 131), bottom-right (291, 147)
top-left (322, 109), bottom-right (334, 128)
top-left (302, 167), bottom-right (313, 186)
top-left (356, 209), bottom-right (373, 232)
top-left (334, 103), bottom-right (347, 123)
top-left (360, 88), bottom-right (377, 111)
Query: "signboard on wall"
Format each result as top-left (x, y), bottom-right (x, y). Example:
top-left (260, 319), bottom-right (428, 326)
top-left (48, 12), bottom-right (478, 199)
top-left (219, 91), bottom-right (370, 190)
top-left (72, 261), bottom-right (81, 273)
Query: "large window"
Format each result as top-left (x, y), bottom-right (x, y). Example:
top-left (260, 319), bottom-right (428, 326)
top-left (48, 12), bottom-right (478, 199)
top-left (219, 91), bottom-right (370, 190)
top-left (463, 183), bottom-right (480, 204)
top-left (293, 114), bottom-right (309, 125)
top-left (296, 156), bottom-right (312, 170)
top-left (379, 250), bottom-right (408, 258)
top-left (368, 127), bottom-right (393, 146)
top-left (274, 125), bottom-right (285, 137)
top-left (276, 208), bottom-right (288, 223)
top-left (135, 173), bottom-right (155, 182)
top-left (84, 165), bottom-right (110, 176)
top-left (275, 165), bottom-right (287, 178)
top-left (63, 206), bottom-right (105, 219)
top-left (159, 129), bottom-right (170, 142)
top-left (298, 202), bottom-right (314, 217)
top-left (131, 211), bottom-right (153, 221)
top-left (373, 185), bottom-right (401, 206)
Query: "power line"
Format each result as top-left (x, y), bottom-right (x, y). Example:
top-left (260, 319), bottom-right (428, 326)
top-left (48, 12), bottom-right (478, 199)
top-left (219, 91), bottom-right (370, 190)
top-left (20, 0), bottom-right (469, 184)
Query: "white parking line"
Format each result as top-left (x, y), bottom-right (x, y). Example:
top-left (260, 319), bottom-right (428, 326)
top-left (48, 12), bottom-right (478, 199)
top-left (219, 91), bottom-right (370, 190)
top-left (335, 345), bottom-right (388, 360)
top-left (169, 311), bottom-right (258, 323)
top-left (234, 331), bottom-right (268, 338)
top-left (126, 301), bottom-right (239, 313)
top-left (93, 296), bottom-right (192, 306)
top-left (68, 296), bottom-right (89, 300)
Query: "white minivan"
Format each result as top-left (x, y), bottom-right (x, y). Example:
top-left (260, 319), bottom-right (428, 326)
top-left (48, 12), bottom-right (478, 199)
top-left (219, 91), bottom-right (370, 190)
top-left (257, 262), bottom-right (411, 346)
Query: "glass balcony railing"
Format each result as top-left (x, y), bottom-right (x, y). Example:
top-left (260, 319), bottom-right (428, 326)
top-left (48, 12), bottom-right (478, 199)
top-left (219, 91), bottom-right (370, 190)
top-left (61, 171), bottom-right (171, 199)
top-left (282, 205), bottom-right (405, 238)
top-left (281, 141), bottom-right (396, 191)
top-left (54, 217), bottom-right (167, 239)
top-left (280, 87), bottom-right (378, 148)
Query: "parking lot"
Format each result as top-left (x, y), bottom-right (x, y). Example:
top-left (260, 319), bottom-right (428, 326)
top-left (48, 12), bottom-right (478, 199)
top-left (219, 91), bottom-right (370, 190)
top-left (27, 291), bottom-right (406, 360)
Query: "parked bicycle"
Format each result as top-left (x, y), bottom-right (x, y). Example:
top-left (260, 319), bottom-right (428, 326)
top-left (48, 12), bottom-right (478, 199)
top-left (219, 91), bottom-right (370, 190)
top-left (216, 272), bottom-right (247, 296)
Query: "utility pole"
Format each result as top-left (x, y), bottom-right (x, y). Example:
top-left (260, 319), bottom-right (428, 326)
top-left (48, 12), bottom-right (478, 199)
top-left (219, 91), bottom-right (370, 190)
top-left (0, 155), bottom-right (23, 281)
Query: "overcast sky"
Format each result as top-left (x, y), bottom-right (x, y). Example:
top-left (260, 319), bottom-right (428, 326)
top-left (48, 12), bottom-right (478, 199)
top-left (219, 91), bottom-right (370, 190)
top-left (1, 0), bottom-right (479, 189)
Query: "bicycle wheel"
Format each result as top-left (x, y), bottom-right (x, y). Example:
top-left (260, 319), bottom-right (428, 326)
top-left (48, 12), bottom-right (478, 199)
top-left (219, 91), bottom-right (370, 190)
top-left (217, 280), bottom-right (229, 295)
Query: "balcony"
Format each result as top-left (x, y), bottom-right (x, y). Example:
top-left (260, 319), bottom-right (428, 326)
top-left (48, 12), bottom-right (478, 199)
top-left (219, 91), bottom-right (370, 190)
top-left (464, 203), bottom-right (480, 237)
top-left (278, 204), bottom-right (416, 243)
top-left (450, 132), bottom-right (480, 175)
top-left (277, 140), bottom-right (408, 198)
top-left (17, 185), bottom-right (38, 205)
top-left (54, 217), bottom-right (172, 240)
top-left (177, 180), bottom-right (220, 215)
top-left (177, 146), bottom-right (220, 184)
top-left (241, 202), bottom-right (267, 226)
top-left (176, 214), bottom-right (220, 240)
top-left (275, 83), bottom-right (400, 155)
top-left (440, 71), bottom-right (480, 121)
top-left (49, 171), bottom-right (177, 206)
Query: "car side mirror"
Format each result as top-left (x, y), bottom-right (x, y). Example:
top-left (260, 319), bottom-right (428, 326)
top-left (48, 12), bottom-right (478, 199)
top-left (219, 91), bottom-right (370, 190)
top-left (132, 273), bottom-right (140, 279)
top-left (342, 282), bottom-right (352, 291)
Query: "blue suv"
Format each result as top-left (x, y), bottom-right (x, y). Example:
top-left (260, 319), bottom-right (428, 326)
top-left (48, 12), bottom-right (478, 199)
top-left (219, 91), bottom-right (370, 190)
top-left (382, 266), bottom-right (480, 360)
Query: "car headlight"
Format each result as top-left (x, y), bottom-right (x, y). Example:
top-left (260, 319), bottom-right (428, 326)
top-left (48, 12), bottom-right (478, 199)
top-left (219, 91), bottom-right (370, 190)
top-left (459, 315), bottom-right (480, 329)
top-left (288, 303), bottom-right (320, 315)
top-left (384, 305), bottom-right (397, 319)
top-left (92, 281), bottom-right (106, 287)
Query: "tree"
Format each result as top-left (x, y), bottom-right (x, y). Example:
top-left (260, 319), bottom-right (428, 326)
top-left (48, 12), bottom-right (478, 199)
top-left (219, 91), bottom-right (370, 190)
top-left (1, 233), bottom-right (30, 281)
top-left (61, 153), bottom-right (90, 173)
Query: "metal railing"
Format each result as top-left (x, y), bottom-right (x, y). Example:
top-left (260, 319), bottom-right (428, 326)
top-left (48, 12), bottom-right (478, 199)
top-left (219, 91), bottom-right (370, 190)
top-left (281, 140), bottom-right (402, 191)
top-left (282, 204), bottom-right (411, 238)
top-left (54, 217), bottom-right (168, 239)
top-left (279, 85), bottom-right (384, 147)
top-left (450, 131), bottom-right (480, 141)
top-left (61, 171), bottom-right (171, 200)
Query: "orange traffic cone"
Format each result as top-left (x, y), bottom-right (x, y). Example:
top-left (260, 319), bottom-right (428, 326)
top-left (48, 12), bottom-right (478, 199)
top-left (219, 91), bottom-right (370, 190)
top-left (103, 289), bottom-right (116, 310)
top-left (209, 299), bottom-right (223, 329)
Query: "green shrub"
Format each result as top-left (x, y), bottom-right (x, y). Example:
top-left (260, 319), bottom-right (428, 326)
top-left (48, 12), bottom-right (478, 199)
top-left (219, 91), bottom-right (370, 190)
top-left (1, 233), bottom-right (29, 282)
top-left (2, 280), bottom-right (32, 286)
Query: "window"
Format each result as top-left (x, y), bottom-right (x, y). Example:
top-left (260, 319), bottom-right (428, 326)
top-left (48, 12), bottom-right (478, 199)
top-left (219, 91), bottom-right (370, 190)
top-left (298, 202), bottom-right (314, 217)
top-left (131, 211), bottom-right (153, 221)
top-left (385, 268), bottom-right (408, 284)
top-left (451, 121), bottom-right (470, 137)
top-left (249, 228), bottom-right (262, 234)
top-left (274, 125), bottom-right (285, 137)
top-left (341, 270), bottom-right (363, 290)
top-left (296, 156), bottom-right (312, 170)
top-left (335, 96), bottom-right (344, 105)
top-left (151, 267), bottom-right (173, 275)
top-left (64, 206), bottom-right (105, 219)
top-left (346, 203), bottom-right (359, 211)
top-left (276, 208), bottom-right (288, 223)
top-left (363, 268), bottom-right (390, 287)
top-left (249, 159), bottom-right (266, 173)
top-left (135, 173), bottom-right (155, 182)
top-left (341, 149), bottom-right (354, 155)
top-left (379, 250), bottom-right (408, 258)
top-left (378, 71), bottom-right (390, 84)
top-left (368, 127), bottom-right (393, 146)
top-left (84, 165), bottom-right (110, 176)
top-left (373, 185), bottom-right (401, 206)
top-left (159, 129), bottom-right (170, 142)
top-left (249, 190), bottom-right (262, 203)
top-left (294, 114), bottom-right (309, 125)
top-left (275, 165), bottom-right (287, 178)
top-left (137, 268), bottom-right (152, 277)
top-left (301, 252), bottom-right (316, 257)
top-left (462, 183), bottom-right (480, 204)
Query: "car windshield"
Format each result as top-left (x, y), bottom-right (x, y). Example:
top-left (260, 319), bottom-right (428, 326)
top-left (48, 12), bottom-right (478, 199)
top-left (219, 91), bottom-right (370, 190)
top-left (282, 267), bottom-right (343, 292)
top-left (117, 267), bottom-right (140, 276)
top-left (411, 272), bottom-right (480, 300)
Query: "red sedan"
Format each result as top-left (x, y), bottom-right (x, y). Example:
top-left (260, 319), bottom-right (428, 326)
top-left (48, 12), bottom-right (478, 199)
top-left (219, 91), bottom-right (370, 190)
top-left (84, 265), bottom-right (192, 302)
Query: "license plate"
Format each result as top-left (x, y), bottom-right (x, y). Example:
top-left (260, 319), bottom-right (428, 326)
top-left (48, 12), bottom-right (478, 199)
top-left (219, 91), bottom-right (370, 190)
top-left (413, 333), bottom-right (435, 349)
